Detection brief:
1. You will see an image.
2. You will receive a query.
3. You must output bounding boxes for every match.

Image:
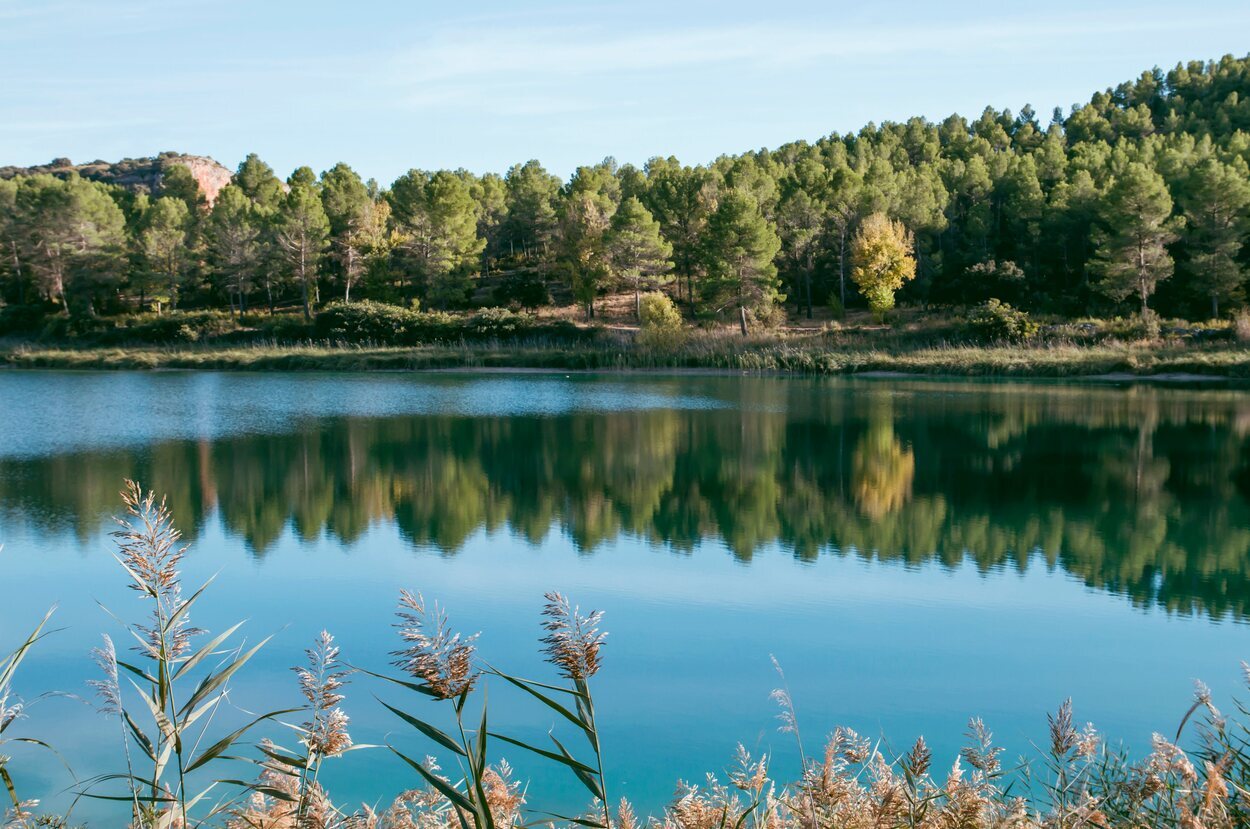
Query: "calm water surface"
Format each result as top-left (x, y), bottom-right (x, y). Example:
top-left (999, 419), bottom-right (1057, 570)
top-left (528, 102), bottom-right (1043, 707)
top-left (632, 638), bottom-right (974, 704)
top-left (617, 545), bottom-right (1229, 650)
top-left (1, 370), bottom-right (1248, 822)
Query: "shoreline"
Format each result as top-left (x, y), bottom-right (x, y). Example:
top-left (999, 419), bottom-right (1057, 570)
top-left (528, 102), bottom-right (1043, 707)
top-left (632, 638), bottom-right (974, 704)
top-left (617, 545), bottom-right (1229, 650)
top-left (5, 340), bottom-right (1250, 384)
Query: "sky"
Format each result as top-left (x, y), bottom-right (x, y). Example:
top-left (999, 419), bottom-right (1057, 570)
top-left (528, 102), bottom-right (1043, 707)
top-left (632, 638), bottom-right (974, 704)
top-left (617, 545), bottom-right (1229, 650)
top-left (2, 0), bottom-right (1249, 184)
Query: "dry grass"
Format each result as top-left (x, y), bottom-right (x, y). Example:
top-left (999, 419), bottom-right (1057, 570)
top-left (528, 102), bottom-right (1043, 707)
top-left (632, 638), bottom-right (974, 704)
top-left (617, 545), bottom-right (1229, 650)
top-left (6, 335), bottom-right (1250, 379)
top-left (6, 484), bottom-right (1250, 828)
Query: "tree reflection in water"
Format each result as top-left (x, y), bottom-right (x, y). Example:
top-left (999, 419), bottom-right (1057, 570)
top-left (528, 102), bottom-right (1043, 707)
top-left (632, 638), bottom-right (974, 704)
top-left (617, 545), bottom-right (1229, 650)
top-left (4, 380), bottom-right (1250, 621)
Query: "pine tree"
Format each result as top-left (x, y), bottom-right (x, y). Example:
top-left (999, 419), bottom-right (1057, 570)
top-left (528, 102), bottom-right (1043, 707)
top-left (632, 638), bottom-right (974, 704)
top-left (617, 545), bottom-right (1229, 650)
top-left (390, 170), bottom-right (484, 308)
top-left (700, 190), bottom-right (783, 334)
top-left (204, 184), bottom-right (263, 314)
top-left (14, 173), bottom-right (126, 313)
top-left (1178, 157), bottom-right (1250, 318)
top-left (320, 163), bottom-right (373, 302)
top-left (502, 160), bottom-right (560, 262)
top-left (607, 197), bottom-right (673, 319)
top-left (276, 168), bottom-right (330, 320)
top-left (1090, 162), bottom-right (1182, 317)
top-left (139, 197), bottom-right (191, 310)
top-left (643, 158), bottom-right (716, 310)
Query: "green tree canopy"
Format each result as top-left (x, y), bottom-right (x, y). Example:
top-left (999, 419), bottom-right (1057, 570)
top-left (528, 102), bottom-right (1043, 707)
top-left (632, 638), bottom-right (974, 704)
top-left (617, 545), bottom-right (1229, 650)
top-left (1090, 162), bottom-right (1182, 317)
top-left (607, 196), bottom-right (673, 319)
top-left (276, 168), bottom-right (329, 320)
top-left (389, 169), bottom-right (485, 308)
top-left (699, 190), bottom-right (783, 334)
top-left (139, 196), bottom-right (192, 309)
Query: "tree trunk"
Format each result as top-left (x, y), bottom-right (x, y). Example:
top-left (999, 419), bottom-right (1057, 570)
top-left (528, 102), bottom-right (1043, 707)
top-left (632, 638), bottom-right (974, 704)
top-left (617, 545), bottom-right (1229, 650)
top-left (805, 264), bottom-right (813, 320)
top-left (1212, 294), bottom-right (1219, 320)
top-left (9, 240), bottom-right (23, 305)
top-left (839, 227), bottom-right (848, 311)
top-left (635, 284), bottom-right (642, 321)
top-left (300, 247), bottom-right (312, 321)
top-left (739, 305), bottom-right (748, 337)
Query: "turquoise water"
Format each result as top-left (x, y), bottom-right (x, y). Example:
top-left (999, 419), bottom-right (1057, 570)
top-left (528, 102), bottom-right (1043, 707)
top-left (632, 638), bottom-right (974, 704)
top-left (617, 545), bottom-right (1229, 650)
top-left (0, 370), bottom-right (1247, 823)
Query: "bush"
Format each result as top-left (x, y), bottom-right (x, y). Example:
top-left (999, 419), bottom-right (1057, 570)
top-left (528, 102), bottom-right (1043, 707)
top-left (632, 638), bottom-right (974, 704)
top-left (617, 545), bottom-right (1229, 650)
top-left (637, 292), bottom-right (686, 348)
top-left (0, 302), bottom-right (60, 336)
top-left (109, 311), bottom-right (241, 344)
top-left (965, 299), bottom-right (1039, 343)
top-left (315, 300), bottom-right (424, 344)
top-left (315, 300), bottom-right (592, 346)
top-left (14, 309), bottom-right (244, 345)
top-left (466, 307), bottom-right (535, 338)
top-left (492, 270), bottom-right (550, 310)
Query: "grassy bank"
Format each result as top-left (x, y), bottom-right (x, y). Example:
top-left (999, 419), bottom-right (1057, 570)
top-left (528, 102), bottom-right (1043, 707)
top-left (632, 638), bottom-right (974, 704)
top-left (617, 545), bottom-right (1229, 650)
top-left (5, 335), bottom-right (1250, 378)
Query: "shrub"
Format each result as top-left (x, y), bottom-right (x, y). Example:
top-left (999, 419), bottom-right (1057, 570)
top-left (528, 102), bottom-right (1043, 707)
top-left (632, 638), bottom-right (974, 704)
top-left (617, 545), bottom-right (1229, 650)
top-left (316, 300), bottom-right (592, 346)
top-left (637, 292), bottom-right (686, 348)
top-left (109, 311), bottom-right (241, 344)
top-left (746, 302), bottom-right (787, 331)
top-left (315, 300), bottom-right (423, 344)
top-left (492, 270), bottom-right (551, 311)
top-left (467, 307), bottom-right (535, 338)
top-left (0, 302), bottom-right (60, 336)
top-left (966, 299), bottom-right (1039, 343)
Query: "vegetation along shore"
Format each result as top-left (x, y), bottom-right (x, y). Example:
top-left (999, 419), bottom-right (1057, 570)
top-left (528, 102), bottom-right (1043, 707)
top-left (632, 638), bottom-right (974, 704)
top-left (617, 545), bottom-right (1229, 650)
top-left (4, 303), bottom-right (1250, 378)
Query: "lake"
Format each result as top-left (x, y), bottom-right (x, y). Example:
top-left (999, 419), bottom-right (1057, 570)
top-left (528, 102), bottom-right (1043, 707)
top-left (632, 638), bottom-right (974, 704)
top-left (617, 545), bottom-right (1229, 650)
top-left (1, 369), bottom-right (1248, 823)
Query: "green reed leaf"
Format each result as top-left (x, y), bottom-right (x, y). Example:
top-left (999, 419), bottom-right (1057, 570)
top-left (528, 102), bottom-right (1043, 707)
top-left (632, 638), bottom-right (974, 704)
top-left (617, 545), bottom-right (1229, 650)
top-left (377, 697), bottom-right (467, 757)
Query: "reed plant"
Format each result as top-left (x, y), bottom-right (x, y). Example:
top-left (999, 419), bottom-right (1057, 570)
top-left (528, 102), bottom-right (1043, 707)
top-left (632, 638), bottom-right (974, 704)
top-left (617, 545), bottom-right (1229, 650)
top-left (80, 481), bottom-right (292, 828)
top-left (0, 596), bottom-right (57, 826)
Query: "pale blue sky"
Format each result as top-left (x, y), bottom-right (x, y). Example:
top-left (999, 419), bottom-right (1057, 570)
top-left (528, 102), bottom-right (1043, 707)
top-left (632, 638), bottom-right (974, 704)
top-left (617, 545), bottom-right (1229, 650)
top-left (2, 0), bottom-right (1248, 183)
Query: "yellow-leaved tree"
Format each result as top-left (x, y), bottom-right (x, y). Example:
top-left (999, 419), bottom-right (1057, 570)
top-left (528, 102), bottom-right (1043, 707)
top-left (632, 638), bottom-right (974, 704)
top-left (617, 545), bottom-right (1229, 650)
top-left (850, 213), bottom-right (916, 322)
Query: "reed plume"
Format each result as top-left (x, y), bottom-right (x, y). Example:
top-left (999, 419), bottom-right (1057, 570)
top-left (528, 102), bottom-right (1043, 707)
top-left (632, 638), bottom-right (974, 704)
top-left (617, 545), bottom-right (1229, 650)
top-left (296, 630), bottom-right (354, 760)
top-left (539, 592), bottom-right (605, 682)
top-left (392, 591), bottom-right (478, 699)
top-left (111, 479), bottom-right (200, 660)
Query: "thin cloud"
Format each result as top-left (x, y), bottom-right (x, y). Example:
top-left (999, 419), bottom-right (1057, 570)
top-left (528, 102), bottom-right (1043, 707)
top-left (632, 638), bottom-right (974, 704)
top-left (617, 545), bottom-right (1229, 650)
top-left (392, 10), bottom-right (1250, 87)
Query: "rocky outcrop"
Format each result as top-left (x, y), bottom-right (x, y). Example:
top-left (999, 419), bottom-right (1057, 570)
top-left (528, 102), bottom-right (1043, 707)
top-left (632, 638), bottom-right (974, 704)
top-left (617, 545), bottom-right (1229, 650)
top-left (0, 152), bottom-right (234, 205)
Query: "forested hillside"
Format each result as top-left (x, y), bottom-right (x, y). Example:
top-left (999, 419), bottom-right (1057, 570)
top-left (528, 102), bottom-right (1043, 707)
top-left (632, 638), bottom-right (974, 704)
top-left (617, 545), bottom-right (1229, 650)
top-left (2, 54), bottom-right (1249, 329)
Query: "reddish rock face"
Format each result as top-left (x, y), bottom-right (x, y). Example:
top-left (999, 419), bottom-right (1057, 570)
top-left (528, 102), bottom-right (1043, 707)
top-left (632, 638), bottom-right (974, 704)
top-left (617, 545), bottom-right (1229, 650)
top-left (166, 156), bottom-right (233, 205)
top-left (0, 152), bottom-right (235, 205)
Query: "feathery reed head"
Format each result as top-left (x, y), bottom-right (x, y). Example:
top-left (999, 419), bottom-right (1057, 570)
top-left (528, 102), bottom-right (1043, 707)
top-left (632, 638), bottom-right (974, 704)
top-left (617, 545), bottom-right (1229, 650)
top-left (960, 718), bottom-right (1003, 777)
top-left (111, 479), bottom-right (200, 659)
top-left (295, 629), bottom-right (354, 758)
top-left (728, 744), bottom-right (769, 792)
top-left (393, 590), bottom-right (479, 699)
top-left (903, 736), bottom-right (932, 778)
top-left (1048, 698), bottom-right (1077, 760)
top-left (87, 634), bottom-right (122, 716)
top-left (112, 479), bottom-right (186, 600)
top-left (539, 591), bottom-right (605, 682)
top-left (0, 693), bottom-right (22, 734)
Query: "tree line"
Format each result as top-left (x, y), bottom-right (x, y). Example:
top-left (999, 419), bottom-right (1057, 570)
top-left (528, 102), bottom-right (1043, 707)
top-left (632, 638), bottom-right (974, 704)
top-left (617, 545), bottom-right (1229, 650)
top-left (2, 54), bottom-right (1250, 325)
